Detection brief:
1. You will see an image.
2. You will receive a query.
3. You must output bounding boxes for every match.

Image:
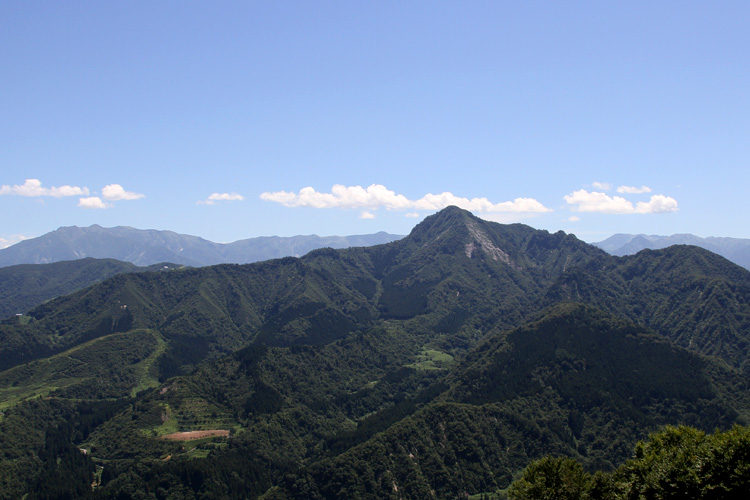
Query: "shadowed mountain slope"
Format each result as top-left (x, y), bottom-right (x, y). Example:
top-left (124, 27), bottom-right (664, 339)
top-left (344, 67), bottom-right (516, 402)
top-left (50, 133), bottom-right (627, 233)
top-left (218, 305), bottom-right (750, 500)
top-left (0, 258), bottom-right (180, 319)
top-left (547, 245), bottom-right (750, 368)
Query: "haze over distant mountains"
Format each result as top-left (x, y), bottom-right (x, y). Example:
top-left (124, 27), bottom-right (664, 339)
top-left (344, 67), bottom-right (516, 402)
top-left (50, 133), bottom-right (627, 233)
top-left (594, 233), bottom-right (750, 270)
top-left (0, 225), bottom-right (404, 268)
top-left (5, 224), bottom-right (750, 273)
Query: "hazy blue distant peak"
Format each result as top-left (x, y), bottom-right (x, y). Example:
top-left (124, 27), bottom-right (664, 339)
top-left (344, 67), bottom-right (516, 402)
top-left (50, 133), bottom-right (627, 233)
top-left (0, 225), bottom-right (404, 268)
top-left (594, 233), bottom-right (750, 270)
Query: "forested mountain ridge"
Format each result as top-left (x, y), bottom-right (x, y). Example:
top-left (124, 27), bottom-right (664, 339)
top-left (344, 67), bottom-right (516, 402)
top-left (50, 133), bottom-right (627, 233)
top-left (0, 207), bottom-right (604, 374)
top-left (0, 258), bottom-right (180, 319)
top-left (0, 224), bottom-right (403, 267)
top-left (546, 245), bottom-right (750, 368)
top-left (269, 304), bottom-right (749, 499)
top-left (1, 206), bottom-right (750, 498)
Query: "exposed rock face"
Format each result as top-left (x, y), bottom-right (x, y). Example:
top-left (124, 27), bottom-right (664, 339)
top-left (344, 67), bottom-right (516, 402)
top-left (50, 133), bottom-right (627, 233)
top-left (465, 221), bottom-right (512, 265)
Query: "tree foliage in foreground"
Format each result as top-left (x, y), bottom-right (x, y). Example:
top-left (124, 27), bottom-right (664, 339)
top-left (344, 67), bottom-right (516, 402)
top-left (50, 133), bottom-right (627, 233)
top-left (508, 424), bottom-right (750, 500)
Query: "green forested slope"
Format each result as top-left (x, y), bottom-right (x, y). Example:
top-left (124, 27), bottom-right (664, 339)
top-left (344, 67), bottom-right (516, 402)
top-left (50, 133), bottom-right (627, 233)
top-left (0, 207), bottom-right (603, 374)
top-left (0, 257), bottom-right (178, 319)
top-left (264, 304), bottom-right (749, 499)
top-left (547, 245), bottom-right (750, 368)
top-left (1, 207), bottom-right (750, 499)
top-left (0, 329), bottom-right (165, 409)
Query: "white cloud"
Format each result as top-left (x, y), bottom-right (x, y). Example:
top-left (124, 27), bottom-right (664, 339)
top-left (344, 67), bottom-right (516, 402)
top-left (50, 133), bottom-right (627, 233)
top-left (0, 234), bottom-right (30, 249)
top-left (405, 212), bottom-right (421, 218)
top-left (617, 185), bottom-right (652, 194)
top-left (261, 185), bottom-right (410, 210)
top-left (260, 184), bottom-right (551, 215)
top-left (102, 184), bottom-right (145, 201)
top-left (0, 179), bottom-right (146, 209)
top-left (592, 181), bottom-right (611, 191)
top-left (0, 178), bottom-right (89, 197)
top-left (564, 189), bottom-right (678, 214)
top-left (564, 190), bottom-right (634, 214)
top-left (568, 216), bottom-right (581, 222)
top-left (360, 211), bottom-right (376, 219)
top-left (199, 192), bottom-right (245, 205)
top-left (636, 194), bottom-right (679, 213)
top-left (78, 196), bottom-right (111, 209)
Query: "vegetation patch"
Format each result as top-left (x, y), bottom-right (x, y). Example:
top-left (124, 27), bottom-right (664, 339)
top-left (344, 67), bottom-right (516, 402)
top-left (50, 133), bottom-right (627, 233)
top-left (130, 332), bottom-right (167, 397)
top-left (0, 329), bottom-right (162, 409)
top-left (149, 403), bottom-right (180, 436)
top-left (407, 348), bottom-right (454, 371)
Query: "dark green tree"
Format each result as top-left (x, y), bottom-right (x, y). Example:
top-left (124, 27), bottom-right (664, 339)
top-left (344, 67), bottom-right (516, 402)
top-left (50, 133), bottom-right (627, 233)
top-left (507, 456), bottom-right (592, 500)
top-left (618, 424), bottom-right (750, 499)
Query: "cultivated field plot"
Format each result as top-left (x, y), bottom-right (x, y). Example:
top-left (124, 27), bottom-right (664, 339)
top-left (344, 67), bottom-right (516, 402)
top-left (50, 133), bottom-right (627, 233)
top-left (160, 429), bottom-right (230, 440)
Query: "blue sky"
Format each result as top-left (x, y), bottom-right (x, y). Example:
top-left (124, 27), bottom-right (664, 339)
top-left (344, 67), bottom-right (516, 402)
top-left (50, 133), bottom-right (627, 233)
top-left (2, 1), bottom-right (748, 248)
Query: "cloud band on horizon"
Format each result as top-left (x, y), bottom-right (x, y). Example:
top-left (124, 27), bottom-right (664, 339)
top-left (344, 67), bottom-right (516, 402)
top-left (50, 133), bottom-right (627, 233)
top-left (564, 189), bottom-right (678, 214)
top-left (0, 178), bottom-right (88, 197)
top-left (260, 184), bottom-right (552, 216)
top-left (0, 179), bottom-right (144, 210)
top-left (78, 184), bottom-right (145, 209)
top-left (198, 192), bottom-right (245, 205)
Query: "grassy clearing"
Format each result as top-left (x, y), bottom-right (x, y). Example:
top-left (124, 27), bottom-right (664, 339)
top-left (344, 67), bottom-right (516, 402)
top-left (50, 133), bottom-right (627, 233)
top-left (0, 367), bottom-right (89, 411)
top-left (407, 348), bottom-right (454, 371)
top-left (180, 437), bottom-right (229, 458)
top-left (130, 332), bottom-right (167, 397)
top-left (150, 403), bottom-right (180, 436)
top-left (0, 352), bottom-right (91, 410)
top-left (172, 395), bottom-right (236, 430)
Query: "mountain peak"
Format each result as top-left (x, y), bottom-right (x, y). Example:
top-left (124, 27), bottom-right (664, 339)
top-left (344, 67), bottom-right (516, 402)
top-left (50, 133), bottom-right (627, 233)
top-left (401, 206), bottom-right (519, 266)
top-left (407, 205), bottom-right (474, 237)
top-left (434, 204), bottom-right (471, 217)
top-left (407, 206), bottom-right (474, 241)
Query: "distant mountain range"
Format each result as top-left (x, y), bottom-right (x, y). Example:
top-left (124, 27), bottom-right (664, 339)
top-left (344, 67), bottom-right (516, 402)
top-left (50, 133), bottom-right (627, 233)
top-left (594, 233), bottom-right (750, 270)
top-left (0, 225), bottom-right (404, 268)
top-left (6, 225), bottom-right (749, 273)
